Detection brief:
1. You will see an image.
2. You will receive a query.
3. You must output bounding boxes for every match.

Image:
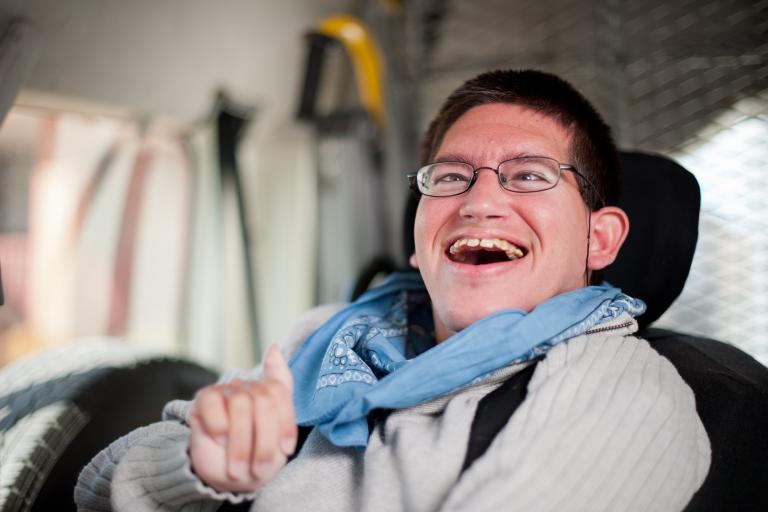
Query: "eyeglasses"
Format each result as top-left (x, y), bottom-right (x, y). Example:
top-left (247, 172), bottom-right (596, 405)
top-left (407, 156), bottom-right (587, 197)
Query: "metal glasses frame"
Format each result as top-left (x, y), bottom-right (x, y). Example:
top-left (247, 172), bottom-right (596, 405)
top-left (406, 157), bottom-right (591, 198)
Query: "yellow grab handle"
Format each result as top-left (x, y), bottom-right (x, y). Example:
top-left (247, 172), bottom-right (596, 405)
top-left (317, 15), bottom-right (385, 127)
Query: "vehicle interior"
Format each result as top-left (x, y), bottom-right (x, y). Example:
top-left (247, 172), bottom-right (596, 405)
top-left (0, 0), bottom-right (766, 511)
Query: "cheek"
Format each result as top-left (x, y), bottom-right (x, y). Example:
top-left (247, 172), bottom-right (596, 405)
top-left (528, 198), bottom-right (589, 258)
top-left (555, 221), bottom-right (590, 278)
top-left (413, 200), bottom-right (447, 256)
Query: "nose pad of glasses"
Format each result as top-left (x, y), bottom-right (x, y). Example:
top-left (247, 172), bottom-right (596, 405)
top-left (470, 167), bottom-right (506, 193)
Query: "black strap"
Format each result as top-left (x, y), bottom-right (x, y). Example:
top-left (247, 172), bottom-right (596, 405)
top-left (461, 359), bottom-right (541, 473)
top-left (287, 425), bottom-right (314, 463)
top-left (288, 408), bottom-right (390, 463)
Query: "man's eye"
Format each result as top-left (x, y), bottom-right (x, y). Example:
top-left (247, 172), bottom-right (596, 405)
top-left (434, 173), bottom-right (470, 183)
top-left (511, 171), bottom-right (547, 181)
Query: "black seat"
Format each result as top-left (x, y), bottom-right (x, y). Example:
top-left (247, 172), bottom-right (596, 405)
top-left (607, 152), bottom-right (768, 511)
top-left (395, 150), bottom-right (768, 511)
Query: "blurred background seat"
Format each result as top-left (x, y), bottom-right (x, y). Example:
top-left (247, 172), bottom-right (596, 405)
top-left (0, 339), bottom-right (216, 511)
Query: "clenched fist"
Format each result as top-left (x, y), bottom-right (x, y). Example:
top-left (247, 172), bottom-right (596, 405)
top-left (188, 345), bottom-right (298, 493)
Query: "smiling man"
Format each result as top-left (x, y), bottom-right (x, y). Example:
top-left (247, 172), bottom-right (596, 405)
top-left (76, 70), bottom-right (711, 512)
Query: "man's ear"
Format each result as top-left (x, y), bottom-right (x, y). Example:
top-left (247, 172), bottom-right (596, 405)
top-left (587, 206), bottom-right (629, 271)
top-left (409, 253), bottom-right (419, 269)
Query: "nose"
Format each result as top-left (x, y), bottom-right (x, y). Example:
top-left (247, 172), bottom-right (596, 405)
top-left (459, 168), bottom-right (508, 220)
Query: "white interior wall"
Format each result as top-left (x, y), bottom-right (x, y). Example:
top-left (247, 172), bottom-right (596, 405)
top-left (1, 0), bottom-right (351, 128)
top-left (0, 0), bottom-right (352, 363)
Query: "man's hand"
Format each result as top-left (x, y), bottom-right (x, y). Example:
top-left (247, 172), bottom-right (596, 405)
top-left (188, 345), bottom-right (298, 493)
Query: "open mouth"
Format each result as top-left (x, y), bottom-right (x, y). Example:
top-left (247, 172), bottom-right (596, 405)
top-left (447, 238), bottom-right (525, 265)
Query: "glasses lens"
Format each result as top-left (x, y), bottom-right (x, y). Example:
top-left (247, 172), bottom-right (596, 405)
top-left (498, 157), bottom-right (560, 192)
top-left (418, 162), bottom-right (473, 196)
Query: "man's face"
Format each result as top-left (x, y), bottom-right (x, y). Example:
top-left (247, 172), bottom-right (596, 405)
top-left (413, 103), bottom-right (592, 341)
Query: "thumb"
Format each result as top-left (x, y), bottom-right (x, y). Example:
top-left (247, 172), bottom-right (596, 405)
top-left (263, 344), bottom-right (293, 392)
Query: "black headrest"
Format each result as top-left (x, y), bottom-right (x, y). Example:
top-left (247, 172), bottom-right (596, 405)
top-left (604, 151), bottom-right (700, 327)
top-left (401, 151), bottom-right (701, 328)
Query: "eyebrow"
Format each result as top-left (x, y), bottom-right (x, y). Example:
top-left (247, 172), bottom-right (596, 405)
top-left (432, 151), bottom-right (549, 165)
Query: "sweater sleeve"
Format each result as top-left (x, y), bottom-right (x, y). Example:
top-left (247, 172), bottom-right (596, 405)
top-left (73, 420), bottom-right (198, 511)
top-left (75, 400), bottom-right (259, 512)
top-left (443, 333), bottom-right (711, 512)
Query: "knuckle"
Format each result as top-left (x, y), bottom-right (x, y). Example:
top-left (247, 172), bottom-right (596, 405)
top-left (230, 444), bottom-right (250, 461)
top-left (196, 385), bottom-right (230, 406)
top-left (194, 386), bottom-right (217, 403)
top-left (263, 380), bottom-right (286, 398)
top-left (227, 390), bottom-right (253, 414)
top-left (246, 380), bottom-right (268, 394)
top-left (229, 378), bottom-right (251, 389)
top-left (250, 394), bottom-right (270, 419)
top-left (251, 384), bottom-right (279, 409)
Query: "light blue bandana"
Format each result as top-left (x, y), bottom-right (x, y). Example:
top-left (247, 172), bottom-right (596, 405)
top-left (289, 272), bottom-right (645, 449)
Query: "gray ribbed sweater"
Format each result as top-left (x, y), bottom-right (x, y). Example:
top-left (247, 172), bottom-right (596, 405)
top-left (75, 314), bottom-right (710, 511)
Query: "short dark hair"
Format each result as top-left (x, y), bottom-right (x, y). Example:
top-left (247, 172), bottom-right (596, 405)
top-left (420, 69), bottom-right (621, 210)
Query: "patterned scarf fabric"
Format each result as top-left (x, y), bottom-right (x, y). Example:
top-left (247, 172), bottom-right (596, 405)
top-left (289, 272), bottom-right (645, 448)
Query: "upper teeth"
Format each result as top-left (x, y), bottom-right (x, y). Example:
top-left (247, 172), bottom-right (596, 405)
top-left (449, 238), bottom-right (524, 260)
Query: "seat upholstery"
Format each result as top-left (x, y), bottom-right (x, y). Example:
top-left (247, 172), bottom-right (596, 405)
top-left (643, 328), bottom-right (768, 511)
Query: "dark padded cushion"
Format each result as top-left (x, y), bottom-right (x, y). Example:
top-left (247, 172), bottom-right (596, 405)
top-left (642, 328), bottom-right (768, 511)
top-left (604, 152), bottom-right (700, 327)
top-left (402, 151), bottom-right (701, 328)
top-left (31, 360), bottom-right (217, 512)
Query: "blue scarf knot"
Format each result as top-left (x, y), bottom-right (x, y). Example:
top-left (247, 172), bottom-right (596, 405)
top-left (289, 272), bottom-right (645, 449)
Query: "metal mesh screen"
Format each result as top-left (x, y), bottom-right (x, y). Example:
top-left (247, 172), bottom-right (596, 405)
top-left (415, 0), bottom-right (768, 363)
top-left (656, 97), bottom-right (768, 364)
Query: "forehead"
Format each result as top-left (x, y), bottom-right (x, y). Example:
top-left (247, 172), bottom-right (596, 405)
top-left (436, 103), bottom-right (573, 164)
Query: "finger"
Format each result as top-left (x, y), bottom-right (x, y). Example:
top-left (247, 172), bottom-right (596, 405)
top-left (270, 382), bottom-right (298, 455)
top-left (252, 451), bottom-right (287, 483)
top-left (253, 379), bottom-right (298, 456)
top-left (251, 383), bottom-right (280, 468)
top-left (279, 408), bottom-right (298, 456)
top-left (263, 344), bottom-right (294, 393)
top-left (188, 415), bottom-right (226, 489)
top-left (262, 346), bottom-right (298, 452)
top-left (226, 388), bottom-right (254, 481)
top-left (192, 387), bottom-right (229, 444)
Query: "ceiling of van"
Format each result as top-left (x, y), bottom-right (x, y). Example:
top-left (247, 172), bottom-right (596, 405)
top-left (0, 0), bottom-right (351, 125)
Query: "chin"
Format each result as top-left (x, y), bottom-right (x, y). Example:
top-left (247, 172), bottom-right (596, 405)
top-left (437, 302), bottom-right (507, 337)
